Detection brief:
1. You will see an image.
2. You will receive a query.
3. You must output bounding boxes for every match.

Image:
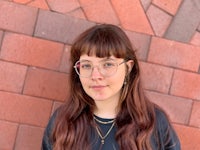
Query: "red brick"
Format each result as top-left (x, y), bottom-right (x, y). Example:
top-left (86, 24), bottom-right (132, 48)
top-left (152, 0), bottom-right (182, 15)
top-left (23, 67), bottom-right (70, 101)
top-left (15, 125), bottom-right (44, 150)
top-left (148, 37), bottom-right (200, 72)
top-left (0, 33), bottom-right (64, 70)
top-left (68, 8), bottom-right (86, 19)
top-left (0, 1), bottom-right (37, 35)
top-left (125, 30), bottom-right (151, 61)
top-left (28, 0), bottom-right (49, 10)
top-left (189, 101), bottom-right (200, 128)
top-left (80, 0), bottom-right (119, 24)
top-left (140, 61), bottom-right (173, 93)
top-left (0, 61), bottom-right (27, 93)
top-left (190, 31), bottom-right (200, 47)
top-left (59, 45), bottom-right (71, 73)
top-left (111, 0), bottom-right (153, 35)
top-left (146, 5), bottom-right (172, 36)
top-left (0, 120), bottom-right (18, 150)
top-left (171, 70), bottom-right (200, 100)
top-left (146, 91), bottom-right (193, 124)
top-left (47, 0), bottom-right (80, 13)
top-left (0, 30), bottom-right (3, 45)
top-left (0, 91), bottom-right (53, 127)
top-left (174, 124), bottom-right (200, 150)
top-left (13, 0), bottom-right (30, 4)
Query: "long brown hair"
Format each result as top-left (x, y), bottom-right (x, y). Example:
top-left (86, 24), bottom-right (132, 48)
top-left (52, 24), bottom-right (156, 150)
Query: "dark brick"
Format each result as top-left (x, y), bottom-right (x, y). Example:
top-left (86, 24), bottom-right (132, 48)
top-left (34, 10), bottom-right (95, 44)
top-left (125, 30), bottom-right (151, 61)
top-left (164, 0), bottom-right (200, 42)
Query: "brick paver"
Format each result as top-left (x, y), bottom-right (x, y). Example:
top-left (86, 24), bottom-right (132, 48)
top-left (147, 4), bottom-right (172, 37)
top-left (14, 125), bottom-right (44, 150)
top-left (23, 68), bottom-right (70, 101)
top-left (0, 0), bottom-right (200, 149)
top-left (0, 33), bottom-right (64, 70)
top-left (0, 121), bottom-right (18, 150)
top-left (152, 0), bottom-right (183, 15)
top-left (0, 91), bottom-right (52, 127)
top-left (0, 1), bottom-right (38, 35)
top-left (35, 10), bottom-right (95, 44)
top-left (164, 0), bottom-right (200, 42)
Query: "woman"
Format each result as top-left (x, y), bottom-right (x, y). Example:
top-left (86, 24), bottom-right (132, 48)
top-left (42, 24), bottom-right (180, 150)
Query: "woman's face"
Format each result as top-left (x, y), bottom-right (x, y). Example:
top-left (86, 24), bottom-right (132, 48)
top-left (77, 54), bottom-right (132, 104)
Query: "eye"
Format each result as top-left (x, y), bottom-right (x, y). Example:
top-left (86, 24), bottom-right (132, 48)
top-left (103, 61), bottom-right (115, 68)
top-left (80, 63), bottom-right (92, 70)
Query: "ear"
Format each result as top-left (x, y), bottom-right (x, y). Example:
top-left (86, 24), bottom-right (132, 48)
top-left (126, 60), bottom-right (134, 74)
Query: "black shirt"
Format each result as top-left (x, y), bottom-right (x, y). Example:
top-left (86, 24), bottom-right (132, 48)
top-left (42, 108), bottom-right (181, 150)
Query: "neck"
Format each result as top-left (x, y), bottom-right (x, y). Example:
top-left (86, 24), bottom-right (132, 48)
top-left (93, 99), bottom-right (119, 119)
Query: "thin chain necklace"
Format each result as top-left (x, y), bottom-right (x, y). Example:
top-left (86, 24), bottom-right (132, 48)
top-left (95, 121), bottom-right (115, 145)
top-left (94, 116), bottom-right (115, 124)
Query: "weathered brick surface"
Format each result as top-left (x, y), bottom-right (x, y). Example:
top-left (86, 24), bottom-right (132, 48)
top-left (0, 1), bottom-right (38, 35)
top-left (164, 0), bottom-right (200, 42)
top-left (0, 120), bottom-right (18, 150)
top-left (47, 0), bottom-right (80, 13)
top-left (140, 0), bottom-right (151, 11)
top-left (171, 70), bottom-right (200, 100)
top-left (28, 0), bottom-right (49, 10)
top-left (0, 30), bottom-right (3, 47)
top-left (59, 45), bottom-right (71, 73)
top-left (111, 0), bottom-right (154, 35)
top-left (0, 0), bottom-right (200, 149)
top-left (174, 124), bottom-right (200, 150)
top-left (125, 30), bottom-right (151, 61)
top-left (190, 101), bottom-right (200, 128)
top-left (146, 91), bottom-right (193, 124)
top-left (35, 10), bottom-right (95, 44)
top-left (0, 33), bottom-right (64, 70)
top-left (140, 61), bottom-right (173, 93)
top-left (23, 67), bottom-right (70, 101)
top-left (152, 0), bottom-right (183, 15)
top-left (0, 61), bottom-right (27, 93)
top-left (0, 91), bottom-right (52, 127)
top-left (148, 37), bottom-right (200, 72)
top-left (14, 125), bottom-right (44, 150)
top-left (68, 8), bottom-right (86, 19)
top-left (147, 5), bottom-right (172, 36)
top-left (190, 31), bottom-right (200, 46)
top-left (80, 0), bottom-right (119, 24)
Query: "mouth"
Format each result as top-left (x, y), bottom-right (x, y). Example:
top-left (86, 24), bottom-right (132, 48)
top-left (90, 85), bottom-right (107, 90)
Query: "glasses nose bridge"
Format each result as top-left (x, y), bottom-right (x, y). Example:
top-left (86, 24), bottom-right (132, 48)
top-left (90, 63), bottom-right (103, 76)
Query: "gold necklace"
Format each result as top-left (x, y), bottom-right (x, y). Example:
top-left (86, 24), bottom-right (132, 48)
top-left (94, 116), bottom-right (115, 124)
top-left (95, 122), bottom-right (115, 145)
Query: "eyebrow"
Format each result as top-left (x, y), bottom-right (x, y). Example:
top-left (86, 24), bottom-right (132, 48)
top-left (79, 57), bottom-right (115, 62)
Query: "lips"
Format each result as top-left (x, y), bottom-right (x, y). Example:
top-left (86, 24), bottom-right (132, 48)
top-left (90, 85), bottom-right (107, 90)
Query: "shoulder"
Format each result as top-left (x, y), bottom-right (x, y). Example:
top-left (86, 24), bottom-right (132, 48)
top-left (152, 107), bottom-right (181, 150)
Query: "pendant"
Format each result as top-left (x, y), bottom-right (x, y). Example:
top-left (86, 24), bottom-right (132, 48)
top-left (101, 139), bottom-right (104, 145)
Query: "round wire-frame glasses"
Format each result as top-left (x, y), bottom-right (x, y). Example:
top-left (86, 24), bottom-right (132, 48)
top-left (74, 59), bottom-right (126, 78)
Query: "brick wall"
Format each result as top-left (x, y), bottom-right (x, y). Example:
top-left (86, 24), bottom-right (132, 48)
top-left (0, 0), bottom-right (200, 149)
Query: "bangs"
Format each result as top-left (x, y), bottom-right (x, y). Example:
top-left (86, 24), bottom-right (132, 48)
top-left (80, 32), bottom-right (127, 58)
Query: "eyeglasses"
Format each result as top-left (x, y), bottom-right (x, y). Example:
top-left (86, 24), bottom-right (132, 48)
top-left (74, 59), bottom-right (126, 78)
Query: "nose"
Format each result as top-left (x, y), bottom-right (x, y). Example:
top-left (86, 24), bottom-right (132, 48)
top-left (91, 66), bottom-right (103, 79)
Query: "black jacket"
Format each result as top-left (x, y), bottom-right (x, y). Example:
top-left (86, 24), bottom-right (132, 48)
top-left (42, 108), bottom-right (181, 150)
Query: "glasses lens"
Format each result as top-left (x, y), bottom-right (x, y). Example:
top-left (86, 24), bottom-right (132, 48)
top-left (74, 61), bottom-right (92, 77)
top-left (99, 60), bottom-right (118, 77)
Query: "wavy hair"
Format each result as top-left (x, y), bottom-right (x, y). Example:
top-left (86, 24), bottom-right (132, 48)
top-left (52, 24), bottom-right (157, 150)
